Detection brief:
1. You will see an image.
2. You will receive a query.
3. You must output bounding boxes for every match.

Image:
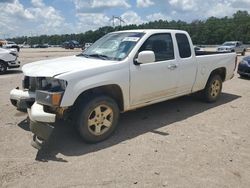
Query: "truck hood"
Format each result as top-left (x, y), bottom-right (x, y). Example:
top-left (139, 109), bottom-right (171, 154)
top-left (22, 55), bottom-right (117, 77)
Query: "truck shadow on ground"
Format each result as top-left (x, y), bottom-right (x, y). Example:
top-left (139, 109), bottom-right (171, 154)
top-left (29, 93), bottom-right (240, 162)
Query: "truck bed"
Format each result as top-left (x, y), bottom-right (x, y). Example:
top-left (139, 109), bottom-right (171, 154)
top-left (195, 51), bottom-right (232, 56)
top-left (192, 52), bottom-right (236, 93)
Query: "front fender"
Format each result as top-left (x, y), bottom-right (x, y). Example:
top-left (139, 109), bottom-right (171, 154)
top-left (59, 69), bottom-right (129, 110)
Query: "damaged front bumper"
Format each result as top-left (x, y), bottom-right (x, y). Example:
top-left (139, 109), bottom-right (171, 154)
top-left (10, 88), bottom-right (35, 111)
top-left (28, 102), bottom-right (56, 149)
top-left (8, 60), bottom-right (20, 69)
top-left (10, 88), bottom-right (57, 149)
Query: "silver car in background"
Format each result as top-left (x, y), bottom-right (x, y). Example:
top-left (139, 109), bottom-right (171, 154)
top-left (217, 41), bottom-right (246, 56)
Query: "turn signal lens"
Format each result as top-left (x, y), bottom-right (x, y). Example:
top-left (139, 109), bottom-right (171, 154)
top-left (51, 93), bottom-right (63, 106)
top-left (36, 90), bottom-right (64, 107)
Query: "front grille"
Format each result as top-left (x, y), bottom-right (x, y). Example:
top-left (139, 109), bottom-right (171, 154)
top-left (23, 76), bottom-right (29, 88)
top-left (22, 76), bottom-right (38, 91)
top-left (22, 76), bottom-right (29, 89)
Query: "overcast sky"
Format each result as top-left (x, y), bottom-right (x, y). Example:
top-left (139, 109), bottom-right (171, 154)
top-left (0, 0), bottom-right (250, 38)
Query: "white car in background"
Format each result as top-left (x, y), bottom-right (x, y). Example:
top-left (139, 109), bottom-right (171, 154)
top-left (2, 41), bottom-right (20, 52)
top-left (0, 48), bottom-right (20, 74)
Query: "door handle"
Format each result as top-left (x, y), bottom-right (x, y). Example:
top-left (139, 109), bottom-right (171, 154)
top-left (168, 64), bottom-right (178, 70)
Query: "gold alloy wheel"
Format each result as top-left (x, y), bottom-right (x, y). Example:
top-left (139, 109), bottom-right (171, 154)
top-left (87, 104), bottom-right (114, 136)
top-left (210, 80), bottom-right (221, 98)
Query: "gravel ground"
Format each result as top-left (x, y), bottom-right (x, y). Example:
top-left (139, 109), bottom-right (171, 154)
top-left (0, 48), bottom-right (250, 188)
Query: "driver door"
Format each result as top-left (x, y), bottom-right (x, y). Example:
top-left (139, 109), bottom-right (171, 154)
top-left (130, 33), bottom-right (179, 106)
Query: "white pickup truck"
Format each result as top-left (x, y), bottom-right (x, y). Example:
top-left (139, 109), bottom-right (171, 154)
top-left (10, 29), bottom-right (236, 149)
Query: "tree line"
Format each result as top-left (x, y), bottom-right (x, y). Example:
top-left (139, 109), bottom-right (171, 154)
top-left (8, 10), bottom-right (250, 45)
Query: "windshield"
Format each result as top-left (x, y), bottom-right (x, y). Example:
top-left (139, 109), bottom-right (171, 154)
top-left (222, 42), bottom-right (236, 46)
top-left (81, 32), bottom-right (144, 61)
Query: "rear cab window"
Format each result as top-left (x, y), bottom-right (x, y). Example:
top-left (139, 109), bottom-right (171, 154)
top-left (176, 33), bottom-right (191, 58)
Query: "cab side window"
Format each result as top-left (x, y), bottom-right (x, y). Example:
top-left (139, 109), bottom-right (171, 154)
top-left (139, 33), bottom-right (174, 62)
top-left (176, 33), bottom-right (191, 58)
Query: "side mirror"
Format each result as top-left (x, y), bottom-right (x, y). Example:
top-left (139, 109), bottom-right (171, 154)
top-left (136, 51), bottom-right (155, 64)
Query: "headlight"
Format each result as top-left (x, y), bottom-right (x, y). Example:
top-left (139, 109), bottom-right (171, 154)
top-left (240, 60), bottom-right (248, 65)
top-left (35, 78), bottom-right (67, 106)
top-left (10, 52), bottom-right (17, 57)
top-left (36, 90), bottom-right (64, 107)
top-left (38, 77), bottom-right (67, 92)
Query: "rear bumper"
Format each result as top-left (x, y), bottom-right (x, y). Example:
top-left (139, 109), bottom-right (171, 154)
top-left (28, 102), bottom-right (56, 149)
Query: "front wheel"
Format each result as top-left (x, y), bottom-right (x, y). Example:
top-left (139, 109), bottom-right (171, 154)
top-left (203, 75), bottom-right (222, 103)
top-left (76, 95), bottom-right (119, 143)
top-left (0, 61), bottom-right (7, 75)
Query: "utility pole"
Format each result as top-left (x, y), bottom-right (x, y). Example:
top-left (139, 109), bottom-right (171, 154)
top-left (110, 16), bottom-right (125, 27)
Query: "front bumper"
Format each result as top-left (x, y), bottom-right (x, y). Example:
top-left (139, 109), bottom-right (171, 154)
top-left (8, 60), bottom-right (20, 69)
top-left (238, 64), bottom-right (250, 77)
top-left (10, 88), bottom-right (63, 149)
top-left (217, 49), bottom-right (231, 53)
top-left (10, 88), bottom-right (35, 111)
top-left (28, 102), bottom-right (56, 149)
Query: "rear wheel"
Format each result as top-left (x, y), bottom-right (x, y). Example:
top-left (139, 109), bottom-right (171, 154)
top-left (76, 95), bottom-right (119, 143)
top-left (203, 74), bottom-right (222, 103)
top-left (0, 61), bottom-right (7, 75)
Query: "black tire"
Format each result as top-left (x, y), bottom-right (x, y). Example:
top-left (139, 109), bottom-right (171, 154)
top-left (76, 95), bottom-right (119, 143)
top-left (241, 50), bottom-right (245, 56)
top-left (202, 74), bottom-right (222, 103)
top-left (0, 61), bottom-right (7, 75)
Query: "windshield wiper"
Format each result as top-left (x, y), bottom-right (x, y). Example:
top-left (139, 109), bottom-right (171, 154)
top-left (77, 53), bottom-right (114, 60)
top-left (77, 53), bottom-right (90, 58)
top-left (88, 54), bottom-right (110, 60)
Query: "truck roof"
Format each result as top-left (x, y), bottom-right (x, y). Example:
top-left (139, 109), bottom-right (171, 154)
top-left (112, 29), bottom-right (188, 34)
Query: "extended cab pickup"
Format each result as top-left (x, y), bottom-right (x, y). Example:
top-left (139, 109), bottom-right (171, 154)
top-left (10, 29), bottom-right (237, 149)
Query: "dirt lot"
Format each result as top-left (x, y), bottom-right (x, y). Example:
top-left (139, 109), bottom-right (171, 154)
top-left (0, 48), bottom-right (250, 188)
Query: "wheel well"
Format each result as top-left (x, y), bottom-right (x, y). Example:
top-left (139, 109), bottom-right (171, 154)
top-left (209, 67), bottom-right (226, 82)
top-left (0, 59), bottom-right (7, 66)
top-left (75, 85), bottom-right (124, 111)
